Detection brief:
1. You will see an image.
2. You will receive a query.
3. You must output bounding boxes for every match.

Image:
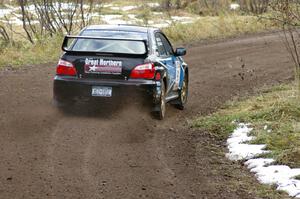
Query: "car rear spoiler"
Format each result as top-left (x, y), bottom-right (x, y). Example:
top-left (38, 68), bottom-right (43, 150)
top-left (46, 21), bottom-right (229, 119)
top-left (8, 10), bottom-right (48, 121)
top-left (62, 35), bottom-right (148, 56)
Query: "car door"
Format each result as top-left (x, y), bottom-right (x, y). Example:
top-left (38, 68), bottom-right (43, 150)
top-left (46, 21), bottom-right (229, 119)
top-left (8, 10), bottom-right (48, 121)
top-left (154, 32), bottom-right (180, 96)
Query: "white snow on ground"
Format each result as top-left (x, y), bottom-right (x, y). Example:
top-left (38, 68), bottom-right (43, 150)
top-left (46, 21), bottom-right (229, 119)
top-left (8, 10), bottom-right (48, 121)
top-left (153, 22), bottom-right (171, 28)
top-left (171, 16), bottom-right (192, 21)
top-left (180, 21), bottom-right (194, 24)
top-left (110, 6), bottom-right (121, 11)
top-left (121, 6), bottom-right (138, 11)
top-left (245, 158), bottom-right (275, 169)
top-left (127, 14), bottom-right (137, 20)
top-left (99, 14), bottom-right (198, 27)
top-left (227, 143), bottom-right (268, 161)
top-left (101, 14), bottom-right (130, 25)
top-left (147, 3), bottom-right (160, 8)
top-left (0, 8), bottom-right (13, 18)
top-left (230, 3), bottom-right (240, 10)
top-left (226, 123), bottom-right (300, 198)
top-left (226, 123), bottom-right (269, 161)
top-left (153, 12), bottom-right (163, 15)
top-left (6, 16), bottom-right (22, 25)
top-left (251, 165), bottom-right (300, 184)
top-left (102, 3), bottom-right (114, 8)
top-left (101, 15), bottom-right (122, 21)
top-left (0, 3), bottom-right (198, 27)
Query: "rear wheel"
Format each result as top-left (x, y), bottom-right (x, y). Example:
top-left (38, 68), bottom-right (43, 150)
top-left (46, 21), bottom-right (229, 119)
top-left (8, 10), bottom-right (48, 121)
top-left (175, 73), bottom-right (188, 110)
top-left (153, 81), bottom-right (166, 120)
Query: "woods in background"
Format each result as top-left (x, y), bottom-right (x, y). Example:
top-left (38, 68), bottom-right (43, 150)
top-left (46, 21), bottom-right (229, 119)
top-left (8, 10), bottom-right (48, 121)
top-left (0, 0), bottom-right (293, 47)
top-left (161, 0), bottom-right (269, 15)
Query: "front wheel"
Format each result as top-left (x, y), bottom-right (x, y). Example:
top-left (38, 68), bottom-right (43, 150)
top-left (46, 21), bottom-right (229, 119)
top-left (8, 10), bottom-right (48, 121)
top-left (153, 81), bottom-right (166, 120)
top-left (175, 74), bottom-right (188, 110)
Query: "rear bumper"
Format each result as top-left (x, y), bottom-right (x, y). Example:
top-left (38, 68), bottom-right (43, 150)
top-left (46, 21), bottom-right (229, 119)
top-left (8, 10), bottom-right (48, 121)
top-left (53, 76), bottom-right (161, 104)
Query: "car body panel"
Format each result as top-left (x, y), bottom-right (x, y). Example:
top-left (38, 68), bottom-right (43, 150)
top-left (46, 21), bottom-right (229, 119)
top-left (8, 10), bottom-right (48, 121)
top-left (53, 25), bottom-right (188, 110)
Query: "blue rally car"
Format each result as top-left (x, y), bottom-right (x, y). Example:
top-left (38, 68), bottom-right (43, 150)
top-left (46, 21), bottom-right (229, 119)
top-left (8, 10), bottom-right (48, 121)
top-left (53, 25), bottom-right (189, 120)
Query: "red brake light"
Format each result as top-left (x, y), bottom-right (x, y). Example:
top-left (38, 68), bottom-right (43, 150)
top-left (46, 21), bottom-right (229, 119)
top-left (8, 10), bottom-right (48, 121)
top-left (155, 72), bottom-right (161, 80)
top-left (56, 59), bottom-right (77, 76)
top-left (130, 63), bottom-right (155, 79)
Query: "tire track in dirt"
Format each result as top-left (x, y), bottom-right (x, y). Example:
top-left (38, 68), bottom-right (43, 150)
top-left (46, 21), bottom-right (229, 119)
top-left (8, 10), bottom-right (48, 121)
top-left (47, 116), bottom-right (105, 198)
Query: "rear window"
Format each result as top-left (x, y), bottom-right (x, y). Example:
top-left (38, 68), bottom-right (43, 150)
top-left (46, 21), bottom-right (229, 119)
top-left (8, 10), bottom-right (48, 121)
top-left (70, 29), bottom-right (148, 55)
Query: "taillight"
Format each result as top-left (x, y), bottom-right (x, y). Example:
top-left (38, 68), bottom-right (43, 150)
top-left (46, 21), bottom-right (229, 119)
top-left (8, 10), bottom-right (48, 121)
top-left (56, 59), bottom-right (77, 76)
top-left (155, 72), bottom-right (161, 80)
top-left (130, 63), bottom-right (155, 79)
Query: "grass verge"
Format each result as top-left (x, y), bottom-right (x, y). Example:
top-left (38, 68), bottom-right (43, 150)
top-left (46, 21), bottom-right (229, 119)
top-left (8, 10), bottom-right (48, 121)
top-left (193, 83), bottom-right (300, 168)
top-left (0, 35), bottom-right (62, 68)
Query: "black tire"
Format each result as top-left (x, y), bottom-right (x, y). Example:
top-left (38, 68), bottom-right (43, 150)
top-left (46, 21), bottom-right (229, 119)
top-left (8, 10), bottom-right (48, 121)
top-left (175, 73), bottom-right (188, 110)
top-left (153, 81), bottom-right (166, 120)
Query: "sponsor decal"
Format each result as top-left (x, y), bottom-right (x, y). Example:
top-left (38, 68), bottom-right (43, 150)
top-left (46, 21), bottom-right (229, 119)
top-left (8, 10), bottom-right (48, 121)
top-left (174, 60), bottom-right (181, 90)
top-left (84, 58), bottom-right (122, 74)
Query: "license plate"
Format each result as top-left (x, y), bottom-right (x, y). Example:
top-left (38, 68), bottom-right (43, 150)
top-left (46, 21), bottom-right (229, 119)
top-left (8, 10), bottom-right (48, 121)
top-left (92, 86), bottom-right (112, 97)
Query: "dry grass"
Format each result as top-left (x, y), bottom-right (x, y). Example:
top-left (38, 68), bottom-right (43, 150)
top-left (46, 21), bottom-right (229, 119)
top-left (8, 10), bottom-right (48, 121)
top-left (0, 35), bottom-right (62, 68)
top-left (164, 15), bottom-right (278, 44)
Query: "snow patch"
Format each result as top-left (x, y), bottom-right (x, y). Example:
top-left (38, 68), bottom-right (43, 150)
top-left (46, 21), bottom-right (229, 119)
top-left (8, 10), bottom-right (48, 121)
top-left (171, 16), bottom-right (199, 24)
top-left (121, 6), bottom-right (138, 11)
top-left (127, 14), bottom-right (137, 20)
top-left (147, 3), bottom-right (160, 8)
top-left (226, 123), bottom-right (269, 161)
top-left (171, 16), bottom-right (192, 21)
top-left (0, 8), bottom-right (13, 18)
top-left (230, 3), bottom-right (240, 10)
top-left (0, 4), bottom-right (198, 27)
top-left (263, 125), bottom-right (268, 130)
top-left (226, 143), bottom-right (268, 161)
top-left (252, 165), bottom-right (300, 184)
top-left (110, 6), bottom-right (121, 11)
top-left (226, 123), bottom-right (300, 198)
top-left (153, 12), bottom-right (163, 15)
top-left (153, 23), bottom-right (169, 28)
top-left (102, 3), bottom-right (114, 8)
top-left (108, 5), bottom-right (139, 11)
top-left (100, 14), bottom-right (123, 24)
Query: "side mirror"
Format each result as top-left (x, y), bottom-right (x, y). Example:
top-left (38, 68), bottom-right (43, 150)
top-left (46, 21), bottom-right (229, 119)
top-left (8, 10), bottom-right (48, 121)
top-left (175, 48), bottom-right (186, 56)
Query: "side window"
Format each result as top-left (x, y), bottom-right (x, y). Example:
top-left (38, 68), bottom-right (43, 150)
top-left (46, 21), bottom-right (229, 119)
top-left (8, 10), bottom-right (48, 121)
top-left (160, 34), bottom-right (173, 56)
top-left (155, 34), bottom-right (167, 57)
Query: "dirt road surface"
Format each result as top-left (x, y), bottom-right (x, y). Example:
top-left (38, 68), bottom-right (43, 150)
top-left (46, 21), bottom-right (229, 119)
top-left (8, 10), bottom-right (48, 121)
top-left (0, 33), bottom-right (294, 199)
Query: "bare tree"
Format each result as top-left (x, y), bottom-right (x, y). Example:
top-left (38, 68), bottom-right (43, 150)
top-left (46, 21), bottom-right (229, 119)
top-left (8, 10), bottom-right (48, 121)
top-left (269, 0), bottom-right (300, 93)
top-left (0, 24), bottom-right (10, 44)
top-left (197, 0), bottom-right (230, 15)
top-left (238, 0), bottom-right (269, 14)
top-left (175, 0), bottom-right (181, 9)
top-left (18, 0), bottom-right (35, 43)
top-left (162, 0), bottom-right (171, 10)
top-left (17, 0), bottom-right (96, 43)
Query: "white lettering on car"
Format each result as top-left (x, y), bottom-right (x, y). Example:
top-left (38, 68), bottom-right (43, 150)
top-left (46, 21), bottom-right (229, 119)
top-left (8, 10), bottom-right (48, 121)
top-left (174, 60), bottom-right (181, 90)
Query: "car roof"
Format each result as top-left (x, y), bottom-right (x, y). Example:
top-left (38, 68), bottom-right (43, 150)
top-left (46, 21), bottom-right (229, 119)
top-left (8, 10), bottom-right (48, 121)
top-left (84, 25), bottom-right (159, 34)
